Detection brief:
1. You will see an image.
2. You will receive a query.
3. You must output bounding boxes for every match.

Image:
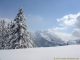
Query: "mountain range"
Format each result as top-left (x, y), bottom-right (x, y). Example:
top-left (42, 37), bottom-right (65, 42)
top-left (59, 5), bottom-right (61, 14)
top-left (30, 30), bottom-right (80, 47)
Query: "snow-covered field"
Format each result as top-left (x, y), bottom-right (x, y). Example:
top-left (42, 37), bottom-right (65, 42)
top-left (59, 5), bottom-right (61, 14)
top-left (0, 45), bottom-right (80, 60)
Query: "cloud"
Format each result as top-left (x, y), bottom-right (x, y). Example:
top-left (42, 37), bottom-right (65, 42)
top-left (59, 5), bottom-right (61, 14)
top-left (52, 27), bottom-right (67, 31)
top-left (48, 28), bottom-right (79, 41)
top-left (72, 28), bottom-right (80, 37)
top-left (57, 13), bottom-right (80, 27)
top-left (56, 13), bottom-right (80, 38)
top-left (75, 15), bottom-right (80, 28)
top-left (46, 13), bottom-right (80, 40)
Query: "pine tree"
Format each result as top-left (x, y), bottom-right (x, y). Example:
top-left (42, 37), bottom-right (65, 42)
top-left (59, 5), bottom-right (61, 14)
top-left (0, 20), bottom-right (6, 49)
top-left (4, 23), bottom-right (10, 49)
top-left (8, 7), bottom-right (34, 49)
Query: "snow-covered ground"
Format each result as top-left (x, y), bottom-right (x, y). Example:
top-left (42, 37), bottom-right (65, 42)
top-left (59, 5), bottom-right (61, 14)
top-left (0, 45), bottom-right (80, 60)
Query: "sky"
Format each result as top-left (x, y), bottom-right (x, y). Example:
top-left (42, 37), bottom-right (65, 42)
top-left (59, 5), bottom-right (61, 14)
top-left (0, 0), bottom-right (80, 40)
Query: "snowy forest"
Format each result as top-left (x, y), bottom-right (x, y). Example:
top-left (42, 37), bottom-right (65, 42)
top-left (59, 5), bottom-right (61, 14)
top-left (0, 7), bottom-right (34, 49)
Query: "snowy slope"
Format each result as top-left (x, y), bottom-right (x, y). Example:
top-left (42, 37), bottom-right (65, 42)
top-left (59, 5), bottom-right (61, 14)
top-left (31, 30), bottom-right (80, 47)
top-left (31, 30), bottom-right (67, 47)
top-left (0, 45), bottom-right (80, 60)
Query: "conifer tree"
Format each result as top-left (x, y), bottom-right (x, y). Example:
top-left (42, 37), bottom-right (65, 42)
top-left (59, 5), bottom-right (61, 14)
top-left (8, 7), bottom-right (33, 49)
top-left (0, 20), bottom-right (6, 49)
top-left (4, 23), bottom-right (10, 49)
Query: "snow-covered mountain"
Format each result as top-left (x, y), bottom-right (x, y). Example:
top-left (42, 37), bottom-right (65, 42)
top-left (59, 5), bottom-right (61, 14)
top-left (0, 45), bottom-right (80, 60)
top-left (31, 30), bottom-right (67, 47)
top-left (30, 30), bottom-right (80, 47)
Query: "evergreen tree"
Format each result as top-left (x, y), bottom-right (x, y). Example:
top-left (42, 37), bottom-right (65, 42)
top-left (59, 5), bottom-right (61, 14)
top-left (4, 23), bottom-right (10, 49)
top-left (8, 7), bottom-right (33, 49)
top-left (0, 20), bottom-right (6, 49)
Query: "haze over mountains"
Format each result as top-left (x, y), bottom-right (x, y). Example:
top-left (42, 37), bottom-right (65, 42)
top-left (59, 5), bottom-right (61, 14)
top-left (31, 30), bottom-right (80, 47)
